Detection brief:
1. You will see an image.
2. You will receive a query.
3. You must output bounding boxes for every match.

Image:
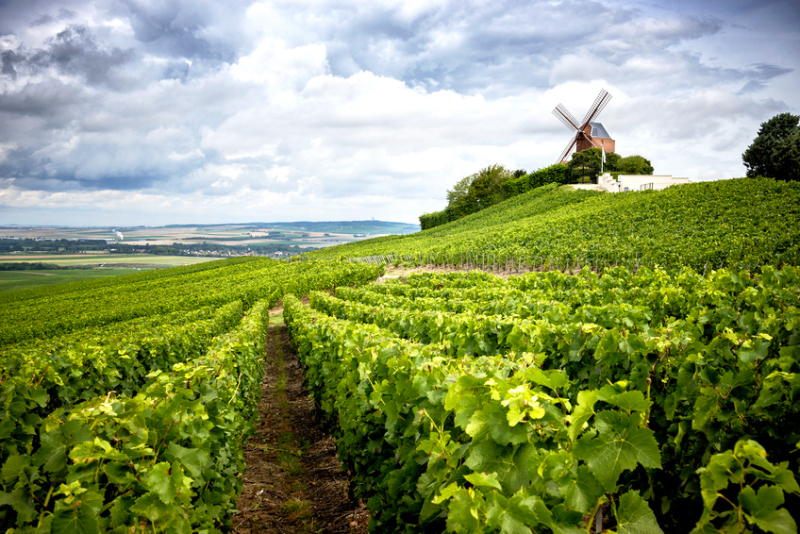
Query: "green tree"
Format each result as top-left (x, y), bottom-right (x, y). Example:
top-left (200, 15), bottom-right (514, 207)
top-left (446, 165), bottom-right (514, 208)
top-left (743, 112), bottom-right (800, 181)
top-left (772, 129), bottom-right (800, 182)
top-left (446, 174), bottom-right (475, 206)
top-left (466, 164), bottom-right (513, 205)
top-left (569, 148), bottom-right (620, 180)
top-left (617, 155), bottom-right (654, 175)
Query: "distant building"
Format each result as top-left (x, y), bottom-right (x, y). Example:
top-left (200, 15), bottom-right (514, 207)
top-left (570, 173), bottom-right (692, 193)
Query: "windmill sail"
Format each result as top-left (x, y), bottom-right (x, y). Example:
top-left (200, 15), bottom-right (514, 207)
top-left (552, 89), bottom-right (614, 163)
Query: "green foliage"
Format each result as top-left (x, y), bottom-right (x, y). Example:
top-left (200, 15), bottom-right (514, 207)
top-left (617, 155), bottom-right (654, 175)
top-left (693, 440), bottom-right (799, 533)
top-left (422, 164), bottom-right (571, 230)
top-left (419, 210), bottom-right (449, 230)
top-left (438, 165), bottom-right (516, 225)
top-left (445, 164), bottom-right (514, 209)
top-left (285, 265), bottom-right (800, 532)
top-left (499, 163), bottom-right (571, 199)
top-left (446, 174), bottom-right (473, 206)
top-left (569, 147), bottom-right (621, 179)
top-left (465, 164), bottom-right (514, 206)
top-left (743, 112), bottom-right (800, 181)
top-left (424, 148), bottom-right (658, 232)
top-left (569, 149), bottom-right (652, 179)
top-left (312, 178), bottom-right (800, 273)
top-left (0, 259), bottom-right (384, 532)
top-left (0, 262), bottom-right (73, 271)
top-left (0, 257), bottom-right (381, 346)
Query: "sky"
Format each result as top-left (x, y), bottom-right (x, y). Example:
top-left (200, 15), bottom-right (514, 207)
top-left (0, 0), bottom-right (798, 226)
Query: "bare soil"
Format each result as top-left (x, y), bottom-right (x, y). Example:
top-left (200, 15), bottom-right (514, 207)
top-left (233, 318), bottom-right (369, 534)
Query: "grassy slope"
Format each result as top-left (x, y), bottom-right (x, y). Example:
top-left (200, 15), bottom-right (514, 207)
top-left (0, 269), bottom-right (141, 293)
top-left (308, 178), bottom-right (800, 271)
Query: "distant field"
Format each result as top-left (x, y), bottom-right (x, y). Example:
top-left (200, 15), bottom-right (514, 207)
top-left (0, 254), bottom-right (219, 267)
top-left (0, 221), bottom-right (419, 248)
top-left (0, 269), bottom-right (141, 293)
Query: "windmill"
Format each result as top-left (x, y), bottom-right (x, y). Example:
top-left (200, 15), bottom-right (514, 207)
top-left (552, 89), bottom-right (615, 164)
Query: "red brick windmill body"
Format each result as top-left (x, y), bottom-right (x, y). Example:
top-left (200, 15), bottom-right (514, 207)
top-left (553, 89), bottom-right (615, 163)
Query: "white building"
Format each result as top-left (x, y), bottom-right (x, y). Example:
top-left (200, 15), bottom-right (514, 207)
top-left (570, 173), bottom-right (692, 193)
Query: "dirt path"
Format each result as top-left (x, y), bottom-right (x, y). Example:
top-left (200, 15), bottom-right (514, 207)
top-left (233, 317), bottom-right (369, 533)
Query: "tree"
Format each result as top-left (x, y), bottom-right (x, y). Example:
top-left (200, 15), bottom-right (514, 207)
top-left (446, 174), bottom-right (474, 206)
top-left (569, 148), bottom-right (621, 180)
top-left (446, 165), bottom-right (513, 209)
top-left (617, 155), bottom-right (654, 175)
top-left (743, 112), bottom-right (800, 181)
top-left (466, 164), bottom-right (513, 205)
top-left (771, 129), bottom-right (800, 182)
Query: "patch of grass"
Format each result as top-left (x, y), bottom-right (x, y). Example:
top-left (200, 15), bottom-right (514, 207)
top-left (281, 498), bottom-right (312, 518)
top-left (290, 481), bottom-right (308, 493)
top-left (274, 376), bottom-right (287, 395)
top-left (278, 432), bottom-right (296, 447)
top-left (277, 451), bottom-right (303, 476)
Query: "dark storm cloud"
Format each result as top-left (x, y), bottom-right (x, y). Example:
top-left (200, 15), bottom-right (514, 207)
top-left (34, 25), bottom-right (133, 85)
top-left (117, 0), bottom-right (254, 62)
top-left (0, 25), bottom-right (134, 88)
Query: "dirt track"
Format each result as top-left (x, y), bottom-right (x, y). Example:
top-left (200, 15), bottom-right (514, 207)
top-left (233, 318), bottom-right (369, 534)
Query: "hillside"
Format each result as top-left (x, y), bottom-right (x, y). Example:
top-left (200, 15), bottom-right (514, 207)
top-left (3, 179), bottom-right (800, 534)
top-left (308, 178), bottom-right (800, 272)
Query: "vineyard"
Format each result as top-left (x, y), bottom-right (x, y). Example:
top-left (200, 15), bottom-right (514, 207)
top-left (0, 258), bottom-right (382, 532)
top-left (2, 176), bottom-right (800, 533)
top-left (306, 178), bottom-right (800, 273)
top-left (285, 266), bottom-right (800, 533)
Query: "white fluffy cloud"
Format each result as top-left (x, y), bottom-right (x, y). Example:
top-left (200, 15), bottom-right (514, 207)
top-left (0, 0), bottom-right (797, 225)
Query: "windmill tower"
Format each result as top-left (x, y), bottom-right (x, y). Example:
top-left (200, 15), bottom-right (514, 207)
top-left (553, 89), bottom-right (615, 163)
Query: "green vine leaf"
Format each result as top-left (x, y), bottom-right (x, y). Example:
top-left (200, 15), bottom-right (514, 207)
top-left (573, 411), bottom-right (661, 492)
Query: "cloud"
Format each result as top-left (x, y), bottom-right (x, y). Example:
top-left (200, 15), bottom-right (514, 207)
top-left (0, 0), bottom-right (797, 225)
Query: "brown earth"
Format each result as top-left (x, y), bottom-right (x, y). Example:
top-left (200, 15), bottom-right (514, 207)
top-left (233, 317), bottom-right (369, 534)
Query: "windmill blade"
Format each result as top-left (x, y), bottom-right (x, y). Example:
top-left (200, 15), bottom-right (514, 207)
top-left (580, 89), bottom-right (612, 127)
top-left (552, 104), bottom-right (580, 131)
top-left (556, 136), bottom-right (578, 164)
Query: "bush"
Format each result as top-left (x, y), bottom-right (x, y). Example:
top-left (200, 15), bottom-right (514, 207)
top-left (617, 155), bottom-right (654, 175)
top-left (419, 210), bottom-right (448, 230)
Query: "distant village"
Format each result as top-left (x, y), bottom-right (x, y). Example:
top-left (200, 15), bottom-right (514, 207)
top-left (0, 236), bottom-right (309, 259)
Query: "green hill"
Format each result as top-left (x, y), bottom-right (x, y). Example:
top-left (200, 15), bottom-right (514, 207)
top-left (308, 178), bottom-right (800, 271)
top-left (3, 178), bottom-right (800, 532)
